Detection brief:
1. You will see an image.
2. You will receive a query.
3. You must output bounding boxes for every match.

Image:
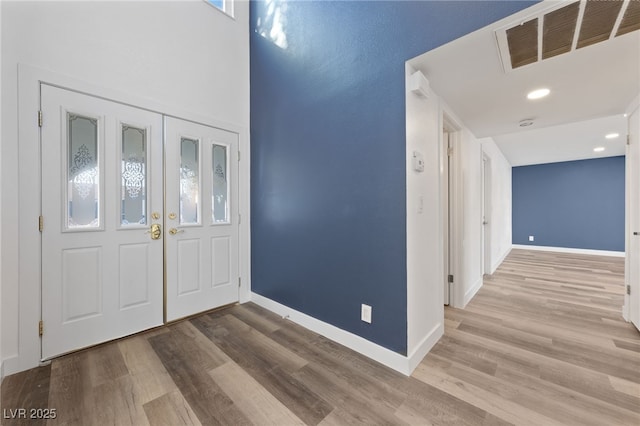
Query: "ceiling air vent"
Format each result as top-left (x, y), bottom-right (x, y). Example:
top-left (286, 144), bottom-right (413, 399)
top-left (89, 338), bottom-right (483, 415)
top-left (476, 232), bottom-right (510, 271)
top-left (495, 0), bottom-right (640, 73)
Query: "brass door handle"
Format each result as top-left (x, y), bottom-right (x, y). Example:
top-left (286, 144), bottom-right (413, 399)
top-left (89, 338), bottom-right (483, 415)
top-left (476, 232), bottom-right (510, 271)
top-left (169, 228), bottom-right (184, 235)
top-left (146, 223), bottom-right (162, 240)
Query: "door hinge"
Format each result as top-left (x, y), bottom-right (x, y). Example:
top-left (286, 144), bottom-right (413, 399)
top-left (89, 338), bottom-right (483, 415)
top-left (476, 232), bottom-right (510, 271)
top-left (627, 135), bottom-right (631, 146)
top-left (447, 147), bottom-right (453, 157)
top-left (38, 110), bottom-right (43, 127)
top-left (39, 215), bottom-right (44, 232)
top-left (238, 277), bottom-right (242, 288)
top-left (448, 274), bottom-right (454, 283)
top-left (238, 213), bottom-right (242, 224)
top-left (238, 150), bottom-right (241, 162)
top-left (627, 285), bottom-right (631, 295)
top-left (39, 320), bottom-right (44, 336)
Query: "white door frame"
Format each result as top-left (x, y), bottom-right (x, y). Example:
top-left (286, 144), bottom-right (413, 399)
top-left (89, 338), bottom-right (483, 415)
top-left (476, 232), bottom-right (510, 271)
top-left (6, 64), bottom-right (251, 375)
top-left (624, 98), bottom-right (639, 327)
top-left (481, 153), bottom-right (492, 276)
top-left (442, 111), bottom-right (463, 308)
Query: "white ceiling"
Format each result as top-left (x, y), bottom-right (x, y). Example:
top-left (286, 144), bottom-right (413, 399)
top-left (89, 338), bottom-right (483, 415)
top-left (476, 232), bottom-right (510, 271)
top-left (408, 0), bottom-right (640, 166)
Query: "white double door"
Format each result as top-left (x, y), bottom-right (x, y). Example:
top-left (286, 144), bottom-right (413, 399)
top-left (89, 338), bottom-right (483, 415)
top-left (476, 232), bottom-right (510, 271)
top-left (41, 85), bottom-right (239, 359)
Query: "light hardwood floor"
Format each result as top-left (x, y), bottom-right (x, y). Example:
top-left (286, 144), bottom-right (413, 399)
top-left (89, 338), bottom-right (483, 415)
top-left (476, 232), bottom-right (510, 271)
top-left (2, 249), bottom-right (639, 425)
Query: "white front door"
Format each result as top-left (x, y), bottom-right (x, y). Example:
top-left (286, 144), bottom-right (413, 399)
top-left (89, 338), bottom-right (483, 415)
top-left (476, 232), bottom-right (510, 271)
top-left (41, 85), bottom-right (164, 358)
top-left (164, 117), bottom-right (239, 322)
top-left (628, 106), bottom-right (640, 331)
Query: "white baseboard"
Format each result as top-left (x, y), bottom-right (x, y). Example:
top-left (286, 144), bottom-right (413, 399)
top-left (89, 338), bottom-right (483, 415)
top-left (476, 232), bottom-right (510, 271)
top-left (250, 292), bottom-right (441, 376)
top-left (491, 246), bottom-right (512, 274)
top-left (0, 360), bottom-right (4, 384)
top-left (2, 355), bottom-right (19, 377)
top-left (463, 276), bottom-right (483, 307)
top-left (407, 322), bottom-right (444, 373)
top-left (512, 244), bottom-right (625, 257)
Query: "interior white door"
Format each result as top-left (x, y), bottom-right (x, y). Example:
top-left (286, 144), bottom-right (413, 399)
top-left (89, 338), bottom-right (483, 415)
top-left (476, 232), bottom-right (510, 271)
top-left (164, 117), bottom-right (239, 321)
top-left (444, 131), bottom-right (452, 306)
top-left (41, 85), bottom-right (164, 359)
top-left (629, 106), bottom-right (640, 331)
top-left (482, 155), bottom-right (491, 275)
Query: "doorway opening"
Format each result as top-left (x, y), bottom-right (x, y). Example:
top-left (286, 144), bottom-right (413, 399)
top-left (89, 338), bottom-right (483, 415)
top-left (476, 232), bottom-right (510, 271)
top-left (481, 154), bottom-right (491, 276)
top-left (442, 114), bottom-right (461, 306)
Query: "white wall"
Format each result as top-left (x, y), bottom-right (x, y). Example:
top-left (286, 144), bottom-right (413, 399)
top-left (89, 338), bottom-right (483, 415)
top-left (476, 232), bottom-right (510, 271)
top-left (481, 139), bottom-right (512, 274)
top-left (2, 0), bottom-right (249, 375)
top-left (0, 0), bottom-right (4, 384)
top-left (405, 65), bottom-right (444, 367)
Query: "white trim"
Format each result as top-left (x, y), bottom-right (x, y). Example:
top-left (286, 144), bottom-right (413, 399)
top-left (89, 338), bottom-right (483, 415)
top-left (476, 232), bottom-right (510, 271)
top-left (1, 361), bottom-right (4, 384)
top-left (625, 94), bottom-right (639, 116)
top-left (491, 246), bottom-right (512, 275)
top-left (250, 292), bottom-right (442, 376)
top-left (512, 244), bottom-right (625, 257)
top-left (441, 105), bottom-right (464, 308)
top-left (9, 64), bottom-right (251, 376)
top-left (407, 322), bottom-right (444, 373)
top-left (463, 276), bottom-right (483, 307)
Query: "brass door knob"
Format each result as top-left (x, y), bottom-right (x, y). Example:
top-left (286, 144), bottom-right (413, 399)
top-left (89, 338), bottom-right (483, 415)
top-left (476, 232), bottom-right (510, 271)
top-left (146, 223), bottom-right (162, 240)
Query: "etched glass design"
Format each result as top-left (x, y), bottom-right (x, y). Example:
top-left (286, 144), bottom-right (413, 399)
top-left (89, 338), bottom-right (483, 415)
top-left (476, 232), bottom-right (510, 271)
top-left (180, 138), bottom-right (199, 224)
top-left (67, 113), bottom-right (100, 228)
top-left (212, 144), bottom-right (229, 223)
top-left (121, 125), bottom-right (147, 226)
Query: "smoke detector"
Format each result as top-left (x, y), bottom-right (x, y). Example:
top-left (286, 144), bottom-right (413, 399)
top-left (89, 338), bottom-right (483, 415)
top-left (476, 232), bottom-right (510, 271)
top-left (519, 119), bottom-right (535, 127)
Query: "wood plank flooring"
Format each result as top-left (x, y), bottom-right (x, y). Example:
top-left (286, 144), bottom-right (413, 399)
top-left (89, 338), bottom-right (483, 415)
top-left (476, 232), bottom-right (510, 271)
top-left (2, 249), bottom-right (639, 425)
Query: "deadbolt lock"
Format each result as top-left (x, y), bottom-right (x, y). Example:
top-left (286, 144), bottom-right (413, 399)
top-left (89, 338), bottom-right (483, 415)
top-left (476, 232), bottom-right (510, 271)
top-left (168, 213), bottom-right (177, 220)
top-left (151, 212), bottom-right (161, 220)
top-left (147, 223), bottom-right (162, 240)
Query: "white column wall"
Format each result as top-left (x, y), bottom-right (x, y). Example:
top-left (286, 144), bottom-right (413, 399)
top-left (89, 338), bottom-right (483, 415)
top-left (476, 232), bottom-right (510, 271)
top-left (405, 65), bottom-right (444, 367)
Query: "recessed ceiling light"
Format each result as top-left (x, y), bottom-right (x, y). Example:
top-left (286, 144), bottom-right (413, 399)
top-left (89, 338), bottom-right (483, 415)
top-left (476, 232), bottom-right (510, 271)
top-left (527, 88), bottom-right (550, 100)
top-left (605, 133), bottom-right (619, 139)
top-left (594, 147), bottom-right (605, 152)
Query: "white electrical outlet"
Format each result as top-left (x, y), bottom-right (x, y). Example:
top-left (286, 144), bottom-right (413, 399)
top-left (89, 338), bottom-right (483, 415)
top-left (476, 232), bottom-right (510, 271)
top-left (529, 235), bottom-right (535, 242)
top-left (361, 304), bottom-right (372, 323)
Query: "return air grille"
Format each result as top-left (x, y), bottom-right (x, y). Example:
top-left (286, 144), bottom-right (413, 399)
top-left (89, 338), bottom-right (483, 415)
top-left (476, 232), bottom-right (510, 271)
top-left (542, 1), bottom-right (580, 59)
top-left (618, 0), bottom-right (640, 36)
top-left (496, 0), bottom-right (640, 72)
top-left (507, 18), bottom-right (539, 67)
top-left (577, 0), bottom-right (624, 48)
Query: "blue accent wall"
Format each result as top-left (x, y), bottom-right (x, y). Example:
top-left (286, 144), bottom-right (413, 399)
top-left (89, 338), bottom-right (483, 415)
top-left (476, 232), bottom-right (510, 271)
top-left (250, 0), bottom-right (536, 355)
top-left (513, 156), bottom-right (625, 252)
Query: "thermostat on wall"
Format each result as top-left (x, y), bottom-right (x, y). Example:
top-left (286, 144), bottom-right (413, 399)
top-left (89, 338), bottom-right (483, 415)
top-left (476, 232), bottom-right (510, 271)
top-left (412, 151), bottom-right (425, 172)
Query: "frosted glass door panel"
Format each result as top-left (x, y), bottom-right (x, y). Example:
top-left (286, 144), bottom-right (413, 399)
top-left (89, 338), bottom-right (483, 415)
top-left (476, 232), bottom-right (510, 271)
top-left (121, 125), bottom-right (147, 226)
top-left (67, 114), bottom-right (100, 229)
top-left (212, 144), bottom-right (229, 223)
top-left (180, 138), bottom-right (200, 224)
